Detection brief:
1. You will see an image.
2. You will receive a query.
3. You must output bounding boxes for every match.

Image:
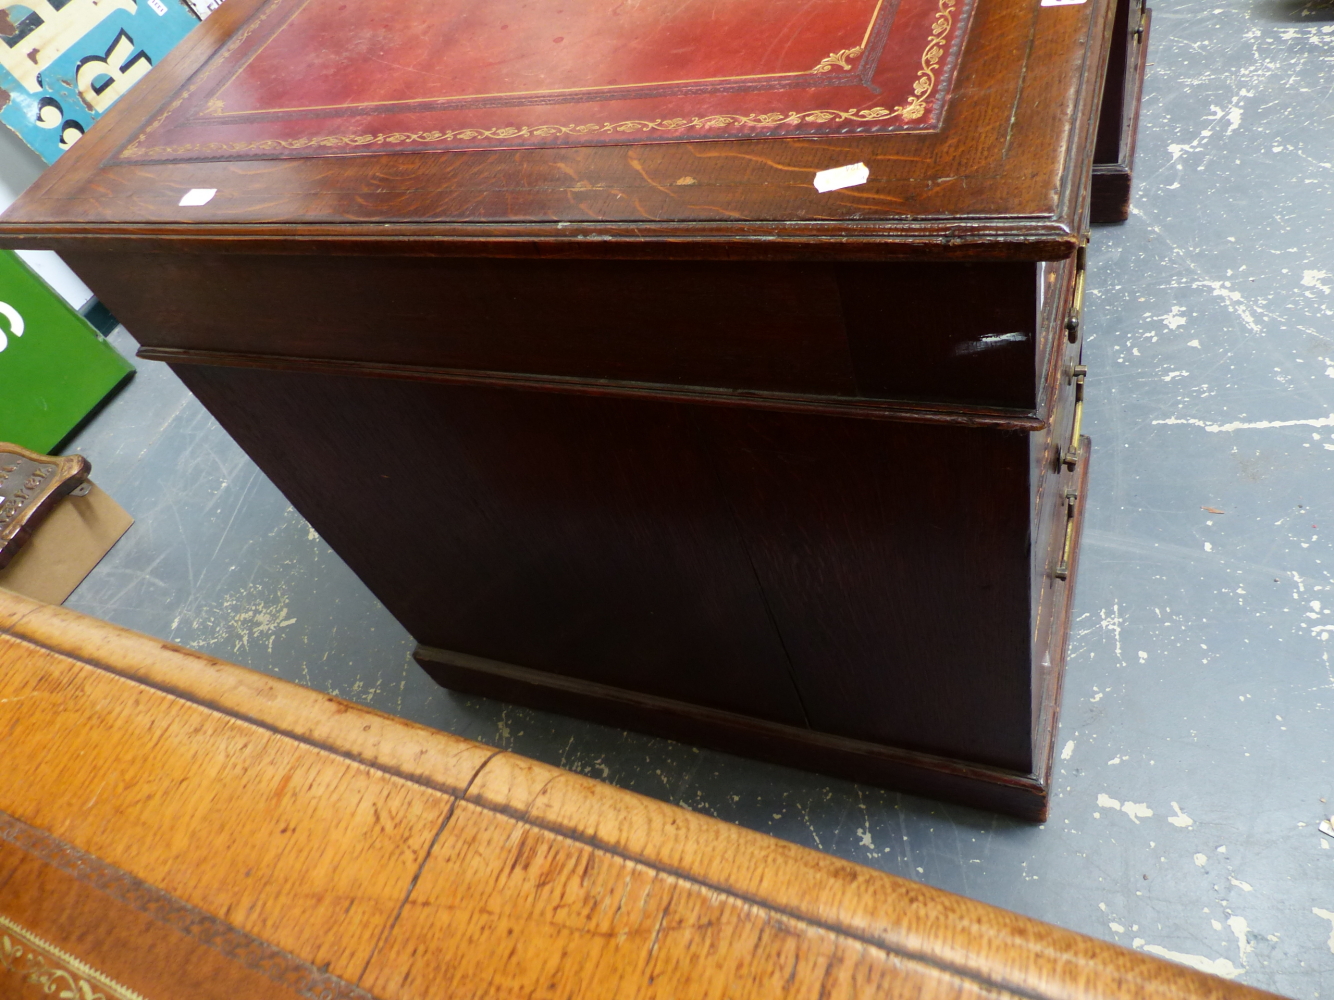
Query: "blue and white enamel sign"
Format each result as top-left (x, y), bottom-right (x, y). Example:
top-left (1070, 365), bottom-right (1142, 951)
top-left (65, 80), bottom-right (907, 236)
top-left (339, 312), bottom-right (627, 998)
top-left (0, 0), bottom-right (210, 163)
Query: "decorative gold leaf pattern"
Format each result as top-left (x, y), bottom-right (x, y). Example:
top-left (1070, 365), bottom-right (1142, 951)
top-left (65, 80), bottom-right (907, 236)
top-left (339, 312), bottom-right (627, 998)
top-left (811, 46), bottom-right (865, 73)
top-left (0, 915), bottom-right (148, 1000)
top-left (124, 106), bottom-right (914, 158)
top-left (892, 0), bottom-right (957, 120)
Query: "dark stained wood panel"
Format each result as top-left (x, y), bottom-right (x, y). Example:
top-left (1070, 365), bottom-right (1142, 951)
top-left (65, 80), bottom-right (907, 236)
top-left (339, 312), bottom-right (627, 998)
top-left (168, 364), bottom-right (813, 726)
top-left (64, 252), bottom-right (863, 398)
top-left (704, 409), bottom-right (1036, 769)
top-left (67, 252), bottom-right (1051, 409)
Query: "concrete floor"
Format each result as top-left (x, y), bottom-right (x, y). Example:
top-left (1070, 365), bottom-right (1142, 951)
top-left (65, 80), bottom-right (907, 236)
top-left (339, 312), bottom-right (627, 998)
top-left (53, 0), bottom-right (1334, 993)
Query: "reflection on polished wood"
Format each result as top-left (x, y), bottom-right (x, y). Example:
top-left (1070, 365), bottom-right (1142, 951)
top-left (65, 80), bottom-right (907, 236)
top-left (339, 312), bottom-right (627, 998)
top-left (0, 589), bottom-right (1281, 1000)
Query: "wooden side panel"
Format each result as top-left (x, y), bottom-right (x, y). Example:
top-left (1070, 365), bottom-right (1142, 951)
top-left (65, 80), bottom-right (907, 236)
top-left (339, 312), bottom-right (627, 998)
top-left (0, 590), bottom-right (1281, 1000)
top-left (703, 408), bottom-right (1036, 769)
top-left (168, 364), bottom-right (811, 726)
top-left (168, 362), bottom-right (1037, 766)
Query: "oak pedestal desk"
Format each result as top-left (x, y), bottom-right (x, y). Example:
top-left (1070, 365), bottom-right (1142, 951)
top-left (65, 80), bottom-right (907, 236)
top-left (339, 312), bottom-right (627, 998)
top-left (0, 0), bottom-right (1112, 819)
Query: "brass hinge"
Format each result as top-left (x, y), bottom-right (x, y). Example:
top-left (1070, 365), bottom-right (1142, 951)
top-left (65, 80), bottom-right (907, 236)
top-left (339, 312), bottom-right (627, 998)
top-left (1066, 246), bottom-right (1087, 344)
top-left (1054, 489), bottom-right (1079, 580)
top-left (1061, 369), bottom-right (1087, 470)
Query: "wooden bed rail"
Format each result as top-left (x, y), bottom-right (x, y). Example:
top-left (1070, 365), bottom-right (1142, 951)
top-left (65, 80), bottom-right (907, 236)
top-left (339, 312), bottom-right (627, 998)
top-left (0, 587), bottom-right (1279, 1000)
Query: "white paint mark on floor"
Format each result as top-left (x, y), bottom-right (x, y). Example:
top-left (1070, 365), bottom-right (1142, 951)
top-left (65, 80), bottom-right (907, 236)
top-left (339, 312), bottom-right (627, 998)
top-left (1061, 740), bottom-right (1075, 760)
top-left (1158, 305), bottom-right (1189, 329)
top-left (1153, 413), bottom-right (1334, 433)
top-left (1228, 915), bottom-right (1253, 964)
top-left (1096, 793), bottom-right (1153, 823)
top-left (1140, 944), bottom-right (1242, 979)
top-left (1302, 269), bottom-right (1331, 294)
top-left (1229, 876), bottom-right (1254, 892)
top-left (1168, 802), bottom-right (1194, 827)
top-left (1314, 909), bottom-right (1334, 954)
top-left (1195, 853), bottom-right (1208, 866)
top-left (1193, 279), bottom-right (1262, 332)
top-left (1122, 801), bottom-right (1153, 823)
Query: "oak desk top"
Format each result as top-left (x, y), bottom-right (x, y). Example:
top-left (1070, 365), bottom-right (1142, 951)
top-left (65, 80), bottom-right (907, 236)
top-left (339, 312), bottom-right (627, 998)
top-left (0, 588), bottom-right (1279, 1000)
top-left (0, 0), bottom-right (1112, 260)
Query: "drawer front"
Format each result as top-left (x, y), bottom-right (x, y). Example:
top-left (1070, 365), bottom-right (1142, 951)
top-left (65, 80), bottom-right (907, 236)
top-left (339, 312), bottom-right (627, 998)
top-left (1030, 248), bottom-right (1088, 649)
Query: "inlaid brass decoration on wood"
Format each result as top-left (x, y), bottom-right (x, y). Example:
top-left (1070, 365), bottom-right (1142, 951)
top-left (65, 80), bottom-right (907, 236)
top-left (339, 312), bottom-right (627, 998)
top-left (0, 914), bottom-right (148, 1000)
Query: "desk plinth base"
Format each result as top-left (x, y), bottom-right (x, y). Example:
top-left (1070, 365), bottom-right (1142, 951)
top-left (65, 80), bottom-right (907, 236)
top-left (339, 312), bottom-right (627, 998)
top-left (419, 442), bottom-right (1091, 822)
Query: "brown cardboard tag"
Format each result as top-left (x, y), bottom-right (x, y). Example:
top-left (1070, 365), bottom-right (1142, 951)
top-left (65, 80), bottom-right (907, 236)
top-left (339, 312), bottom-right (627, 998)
top-left (0, 484), bottom-right (133, 605)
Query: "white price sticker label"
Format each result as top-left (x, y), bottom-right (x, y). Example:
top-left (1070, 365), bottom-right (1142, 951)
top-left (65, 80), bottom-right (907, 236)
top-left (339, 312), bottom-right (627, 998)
top-left (147, 0), bottom-right (168, 14)
top-left (813, 162), bottom-right (870, 193)
top-left (178, 188), bottom-right (218, 207)
top-left (1040, 0), bottom-right (1088, 7)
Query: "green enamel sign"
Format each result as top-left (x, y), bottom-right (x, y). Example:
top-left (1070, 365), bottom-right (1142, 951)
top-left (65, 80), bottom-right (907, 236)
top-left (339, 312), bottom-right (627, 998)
top-left (0, 249), bottom-right (133, 452)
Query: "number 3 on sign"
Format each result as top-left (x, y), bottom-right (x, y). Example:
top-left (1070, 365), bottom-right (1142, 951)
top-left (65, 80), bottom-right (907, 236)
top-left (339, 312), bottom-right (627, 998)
top-left (0, 303), bottom-right (26, 352)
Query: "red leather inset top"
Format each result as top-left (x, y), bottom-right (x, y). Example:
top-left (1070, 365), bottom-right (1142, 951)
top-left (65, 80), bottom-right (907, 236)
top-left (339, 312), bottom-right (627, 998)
top-left (119, 0), bottom-right (973, 162)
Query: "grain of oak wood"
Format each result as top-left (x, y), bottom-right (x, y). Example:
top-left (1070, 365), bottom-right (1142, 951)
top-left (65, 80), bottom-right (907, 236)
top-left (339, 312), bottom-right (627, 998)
top-left (0, 588), bottom-right (1284, 1000)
